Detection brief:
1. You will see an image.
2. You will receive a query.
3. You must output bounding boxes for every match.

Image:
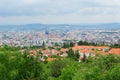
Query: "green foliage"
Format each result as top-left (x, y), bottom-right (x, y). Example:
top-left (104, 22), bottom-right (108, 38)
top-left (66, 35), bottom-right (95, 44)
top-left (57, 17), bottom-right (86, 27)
top-left (67, 49), bottom-right (79, 61)
top-left (0, 47), bottom-right (46, 80)
top-left (42, 41), bottom-right (45, 48)
top-left (59, 60), bottom-right (78, 80)
top-left (0, 46), bottom-right (120, 80)
top-left (107, 63), bottom-right (120, 80)
top-left (54, 42), bottom-right (60, 47)
top-left (62, 42), bottom-right (74, 48)
top-left (69, 42), bottom-right (74, 47)
top-left (62, 42), bottom-right (70, 48)
top-left (73, 54), bottom-right (120, 80)
top-left (110, 44), bottom-right (120, 48)
top-left (17, 53), bottom-right (44, 80)
top-left (48, 59), bottom-right (67, 78)
top-left (78, 40), bottom-right (97, 46)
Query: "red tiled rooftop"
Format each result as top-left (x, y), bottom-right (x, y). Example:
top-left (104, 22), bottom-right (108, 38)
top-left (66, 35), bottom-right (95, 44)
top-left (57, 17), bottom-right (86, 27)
top-left (109, 48), bottom-right (120, 55)
top-left (98, 51), bottom-right (108, 55)
top-left (51, 49), bottom-right (60, 53)
top-left (47, 58), bottom-right (56, 62)
top-left (42, 50), bottom-right (50, 54)
top-left (29, 50), bottom-right (37, 56)
top-left (41, 50), bottom-right (52, 56)
top-left (60, 48), bottom-right (68, 52)
top-left (94, 46), bottom-right (109, 49)
top-left (72, 45), bottom-right (109, 51)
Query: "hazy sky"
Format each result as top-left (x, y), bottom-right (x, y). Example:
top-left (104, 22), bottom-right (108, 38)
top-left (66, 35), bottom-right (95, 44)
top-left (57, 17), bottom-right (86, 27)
top-left (0, 0), bottom-right (120, 25)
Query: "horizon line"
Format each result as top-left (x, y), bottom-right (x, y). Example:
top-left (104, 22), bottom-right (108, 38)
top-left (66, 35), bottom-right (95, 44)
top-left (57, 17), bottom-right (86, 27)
top-left (0, 22), bottom-right (120, 26)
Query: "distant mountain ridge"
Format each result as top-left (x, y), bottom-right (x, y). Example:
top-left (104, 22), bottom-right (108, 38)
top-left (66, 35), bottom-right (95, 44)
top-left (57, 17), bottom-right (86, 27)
top-left (0, 23), bottom-right (120, 31)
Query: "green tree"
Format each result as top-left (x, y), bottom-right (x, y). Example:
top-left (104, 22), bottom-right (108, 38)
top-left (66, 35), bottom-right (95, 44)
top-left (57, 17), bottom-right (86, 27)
top-left (17, 52), bottom-right (44, 80)
top-left (49, 60), bottom-right (67, 78)
top-left (67, 49), bottom-right (79, 61)
top-left (60, 62), bottom-right (77, 80)
top-left (42, 41), bottom-right (45, 48)
top-left (69, 42), bottom-right (74, 47)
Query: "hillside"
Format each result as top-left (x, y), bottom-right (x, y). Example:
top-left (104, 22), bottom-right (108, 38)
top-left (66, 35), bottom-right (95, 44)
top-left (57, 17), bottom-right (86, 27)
top-left (0, 23), bottom-right (120, 31)
top-left (0, 43), bottom-right (120, 80)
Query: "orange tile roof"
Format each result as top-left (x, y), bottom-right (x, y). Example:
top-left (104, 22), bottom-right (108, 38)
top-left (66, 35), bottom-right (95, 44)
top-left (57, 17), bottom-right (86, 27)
top-left (78, 48), bottom-right (109, 55)
top-left (29, 50), bottom-right (37, 56)
top-left (51, 49), bottom-right (60, 53)
top-left (47, 58), bottom-right (56, 62)
top-left (42, 50), bottom-right (52, 56)
top-left (98, 51), bottom-right (108, 55)
top-left (94, 46), bottom-right (109, 49)
top-left (72, 45), bottom-right (109, 51)
top-left (42, 50), bottom-right (50, 54)
top-left (109, 48), bottom-right (120, 55)
top-left (79, 57), bottom-right (85, 60)
top-left (60, 48), bottom-right (68, 52)
top-left (72, 45), bottom-right (94, 51)
top-left (72, 47), bottom-right (78, 51)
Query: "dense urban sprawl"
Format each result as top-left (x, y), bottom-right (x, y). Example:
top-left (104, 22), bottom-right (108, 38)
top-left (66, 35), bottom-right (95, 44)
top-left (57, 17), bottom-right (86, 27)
top-left (0, 30), bottom-right (120, 46)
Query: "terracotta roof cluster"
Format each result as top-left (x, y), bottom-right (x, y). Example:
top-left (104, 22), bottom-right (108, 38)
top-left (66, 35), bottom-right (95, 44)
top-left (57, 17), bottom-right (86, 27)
top-left (51, 49), bottom-right (60, 54)
top-left (72, 45), bottom-right (110, 55)
top-left (28, 46), bottom-right (120, 62)
top-left (41, 49), bottom-right (64, 57)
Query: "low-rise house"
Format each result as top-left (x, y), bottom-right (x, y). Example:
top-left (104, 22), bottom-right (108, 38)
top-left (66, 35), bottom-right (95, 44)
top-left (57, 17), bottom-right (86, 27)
top-left (51, 49), bottom-right (61, 55)
top-left (93, 50), bottom-right (108, 55)
top-left (99, 51), bottom-right (108, 55)
top-left (40, 50), bottom-right (52, 61)
top-left (109, 48), bottom-right (120, 55)
top-left (79, 49), bottom-right (94, 58)
top-left (41, 50), bottom-right (52, 57)
top-left (29, 50), bottom-right (37, 56)
top-left (79, 53), bottom-right (86, 62)
top-left (28, 50), bottom-right (38, 57)
top-left (94, 46), bottom-right (110, 52)
top-left (78, 49), bottom-right (95, 62)
top-left (60, 48), bottom-right (68, 53)
top-left (72, 45), bottom-right (110, 51)
top-left (72, 45), bottom-right (110, 62)
top-left (60, 53), bottom-right (68, 57)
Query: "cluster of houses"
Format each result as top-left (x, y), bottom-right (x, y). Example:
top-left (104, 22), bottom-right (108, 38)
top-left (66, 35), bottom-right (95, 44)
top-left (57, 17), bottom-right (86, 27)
top-left (26, 44), bottom-right (120, 62)
top-left (72, 45), bottom-right (120, 62)
top-left (27, 48), bottom-right (68, 62)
